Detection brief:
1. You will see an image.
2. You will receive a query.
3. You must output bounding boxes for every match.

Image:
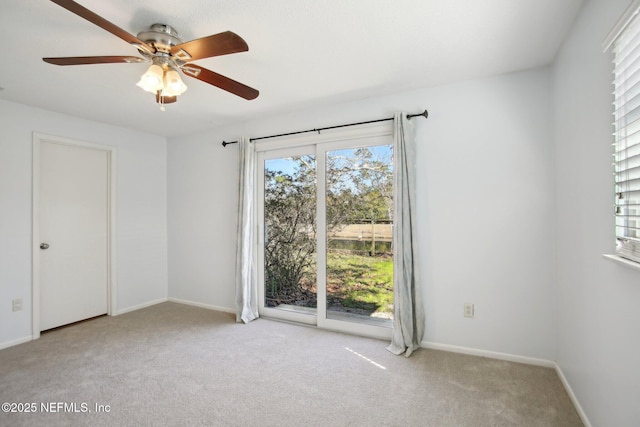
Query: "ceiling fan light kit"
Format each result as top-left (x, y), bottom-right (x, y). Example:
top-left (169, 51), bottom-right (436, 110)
top-left (135, 24), bottom-right (188, 102)
top-left (136, 63), bottom-right (164, 93)
top-left (163, 69), bottom-right (187, 96)
top-left (44, 0), bottom-right (259, 110)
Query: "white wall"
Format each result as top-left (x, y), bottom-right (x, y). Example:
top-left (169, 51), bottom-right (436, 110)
top-left (554, 0), bottom-right (640, 425)
top-left (168, 66), bottom-right (557, 361)
top-left (166, 130), bottom-right (239, 311)
top-left (0, 100), bottom-right (169, 348)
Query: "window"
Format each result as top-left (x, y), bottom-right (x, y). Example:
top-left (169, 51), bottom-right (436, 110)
top-left (612, 7), bottom-right (640, 263)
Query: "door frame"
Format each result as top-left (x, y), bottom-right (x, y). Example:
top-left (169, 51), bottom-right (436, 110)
top-left (316, 136), bottom-right (394, 340)
top-left (255, 121), bottom-right (394, 340)
top-left (257, 145), bottom-right (318, 326)
top-left (31, 133), bottom-right (117, 339)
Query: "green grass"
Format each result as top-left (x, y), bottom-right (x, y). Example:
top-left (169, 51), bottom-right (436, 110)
top-left (326, 251), bottom-right (393, 315)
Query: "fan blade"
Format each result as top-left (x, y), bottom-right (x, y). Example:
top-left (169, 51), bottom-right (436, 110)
top-left (171, 31), bottom-right (248, 61)
top-left (49, 0), bottom-right (155, 53)
top-left (43, 56), bottom-right (146, 65)
top-left (181, 64), bottom-right (259, 100)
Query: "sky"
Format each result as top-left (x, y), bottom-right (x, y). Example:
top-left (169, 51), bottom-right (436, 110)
top-left (264, 145), bottom-right (392, 177)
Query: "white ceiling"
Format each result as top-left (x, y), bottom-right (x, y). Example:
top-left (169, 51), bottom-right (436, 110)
top-left (0, 0), bottom-right (583, 138)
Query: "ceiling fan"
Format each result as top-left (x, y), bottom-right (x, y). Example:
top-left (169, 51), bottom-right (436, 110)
top-left (43, 0), bottom-right (259, 109)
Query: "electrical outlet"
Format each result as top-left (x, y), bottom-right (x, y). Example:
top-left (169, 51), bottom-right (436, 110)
top-left (464, 303), bottom-right (474, 318)
top-left (12, 298), bottom-right (23, 312)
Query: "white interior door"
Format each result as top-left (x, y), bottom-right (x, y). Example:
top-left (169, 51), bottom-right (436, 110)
top-left (38, 140), bottom-right (109, 331)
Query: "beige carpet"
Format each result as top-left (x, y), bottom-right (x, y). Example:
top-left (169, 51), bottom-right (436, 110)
top-left (0, 302), bottom-right (582, 426)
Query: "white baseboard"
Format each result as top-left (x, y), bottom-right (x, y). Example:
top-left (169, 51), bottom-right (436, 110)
top-left (421, 341), bottom-right (591, 426)
top-left (0, 298), bottom-right (228, 350)
top-left (168, 297), bottom-right (235, 315)
top-left (0, 335), bottom-right (32, 350)
top-left (554, 362), bottom-right (592, 427)
top-left (116, 297), bottom-right (168, 315)
top-left (421, 341), bottom-right (555, 368)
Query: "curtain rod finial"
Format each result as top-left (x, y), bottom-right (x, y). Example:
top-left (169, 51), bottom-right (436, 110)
top-left (407, 109), bottom-right (429, 120)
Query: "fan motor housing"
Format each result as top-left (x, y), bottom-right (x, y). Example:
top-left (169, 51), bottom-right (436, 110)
top-left (137, 24), bottom-right (183, 54)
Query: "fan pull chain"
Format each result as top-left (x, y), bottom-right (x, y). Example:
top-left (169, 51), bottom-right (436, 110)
top-left (159, 92), bottom-right (166, 112)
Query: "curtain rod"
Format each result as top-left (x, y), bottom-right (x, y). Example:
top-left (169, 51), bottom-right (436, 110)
top-left (221, 109), bottom-right (428, 147)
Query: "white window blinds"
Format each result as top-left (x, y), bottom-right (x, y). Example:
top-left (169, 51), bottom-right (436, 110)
top-left (614, 10), bottom-right (640, 263)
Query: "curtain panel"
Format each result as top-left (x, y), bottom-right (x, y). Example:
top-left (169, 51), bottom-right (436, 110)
top-left (386, 112), bottom-right (425, 356)
top-left (235, 137), bottom-right (259, 323)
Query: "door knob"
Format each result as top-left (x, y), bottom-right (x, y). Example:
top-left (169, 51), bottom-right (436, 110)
top-left (40, 243), bottom-right (50, 250)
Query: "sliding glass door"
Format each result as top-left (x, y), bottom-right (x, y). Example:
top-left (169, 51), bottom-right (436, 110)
top-left (323, 145), bottom-right (394, 325)
top-left (258, 146), bottom-right (317, 324)
top-left (257, 125), bottom-right (394, 338)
